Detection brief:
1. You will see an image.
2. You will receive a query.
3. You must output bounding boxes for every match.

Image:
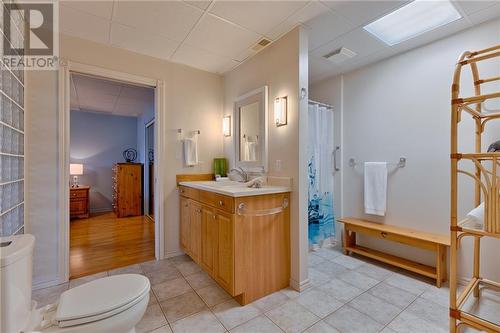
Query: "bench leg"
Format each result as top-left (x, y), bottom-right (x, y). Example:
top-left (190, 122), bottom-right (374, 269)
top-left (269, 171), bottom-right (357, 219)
top-left (436, 244), bottom-right (447, 288)
top-left (343, 227), bottom-right (356, 255)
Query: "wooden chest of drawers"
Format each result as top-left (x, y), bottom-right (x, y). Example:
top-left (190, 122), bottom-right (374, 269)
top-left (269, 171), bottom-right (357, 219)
top-left (112, 163), bottom-right (143, 218)
top-left (70, 186), bottom-right (90, 219)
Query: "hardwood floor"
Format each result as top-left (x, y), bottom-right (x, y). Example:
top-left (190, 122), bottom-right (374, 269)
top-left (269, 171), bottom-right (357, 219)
top-left (70, 212), bottom-right (155, 279)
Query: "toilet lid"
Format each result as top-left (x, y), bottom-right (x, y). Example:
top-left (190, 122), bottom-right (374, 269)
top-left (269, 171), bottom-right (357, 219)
top-left (55, 274), bottom-right (150, 327)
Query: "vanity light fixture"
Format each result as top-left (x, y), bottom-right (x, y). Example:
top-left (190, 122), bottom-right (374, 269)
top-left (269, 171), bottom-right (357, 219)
top-left (223, 115), bottom-right (231, 136)
top-left (363, 0), bottom-right (461, 46)
top-left (274, 96), bottom-right (287, 127)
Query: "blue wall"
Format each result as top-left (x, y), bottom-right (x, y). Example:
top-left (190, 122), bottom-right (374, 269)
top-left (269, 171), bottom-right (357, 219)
top-left (70, 111), bottom-right (138, 213)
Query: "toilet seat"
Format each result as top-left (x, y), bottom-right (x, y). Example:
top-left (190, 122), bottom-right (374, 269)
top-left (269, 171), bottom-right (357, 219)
top-left (54, 274), bottom-right (150, 328)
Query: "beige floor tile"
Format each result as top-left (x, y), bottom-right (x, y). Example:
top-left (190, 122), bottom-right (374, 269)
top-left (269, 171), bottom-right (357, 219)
top-left (136, 303), bottom-right (168, 333)
top-left (266, 300), bottom-right (320, 333)
top-left (354, 262), bottom-right (394, 281)
top-left (331, 254), bottom-right (365, 270)
top-left (185, 271), bottom-right (216, 290)
top-left (144, 266), bottom-right (182, 285)
top-left (230, 315), bottom-right (282, 333)
top-left (153, 277), bottom-right (193, 301)
top-left (108, 264), bottom-right (143, 276)
top-left (317, 278), bottom-right (364, 303)
top-left (388, 310), bottom-right (447, 333)
top-left (280, 287), bottom-right (301, 299)
top-left (32, 283), bottom-right (69, 307)
top-left (405, 297), bottom-right (448, 329)
top-left (309, 268), bottom-right (331, 287)
top-left (212, 299), bottom-right (261, 330)
top-left (253, 291), bottom-right (290, 312)
top-left (303, 320), bottom-right (341, 333)
top-left (314, 260), bottom-right (348, 278)
top-left (313, 247), bottom-right (343, 261)
top-left (150, 325), bottom-right (173, 333)
top-left (167, 254), bottom-right (193, 267)
top-left (171, 310), bottom-right (225, 333)
top-left (348, 293), bottom-right (401, 325)
top-left (379, 327), bottom-right (398, 333)
top-left (384, 273), bottom-right (430, 296)
top-left (197, 284), bottom-right (232, 307)
top-left (296, 288), bottom-right (344, 318)
top-left (160, 291), bottom-right (207, 323)
top-left (309, 253), bottom-right (326, 267)
top-left (69, 271), bottom-right (108, 288)
top-left (337, 270), bottom-right (380, 291)
top-left (176, 261), bottom-right (202, 277)
top-left (141, 259), bottom-right (175, 273)
top-left (149, 291), bottom-right (159, 305)
top-left (324, 305), bottom-right (383, 333)
top-left (368, 282), bottom-right (417, 309)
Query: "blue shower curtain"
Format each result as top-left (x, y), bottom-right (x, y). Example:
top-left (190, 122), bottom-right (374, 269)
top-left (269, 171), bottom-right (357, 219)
top-left (308, 102), bottom-right (335, 248)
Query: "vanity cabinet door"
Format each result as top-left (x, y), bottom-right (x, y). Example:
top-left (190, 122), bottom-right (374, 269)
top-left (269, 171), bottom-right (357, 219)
top-left (180, 197), bottom-right (190, 254)
top-left (189, 202), bottom-right (202, 263)
top-left (200, 206), bottom-right (217, 274)
top-left (215, 211), bottom-right (234, 294)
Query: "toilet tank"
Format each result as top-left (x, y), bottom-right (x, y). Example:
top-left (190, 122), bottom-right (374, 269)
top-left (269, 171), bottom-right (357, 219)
top-left (0, 234), bottom-right (35, 333)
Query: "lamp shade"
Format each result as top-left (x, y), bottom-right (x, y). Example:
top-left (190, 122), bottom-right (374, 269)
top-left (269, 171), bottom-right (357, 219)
top-left (70, 163), bottom-right (83, 175)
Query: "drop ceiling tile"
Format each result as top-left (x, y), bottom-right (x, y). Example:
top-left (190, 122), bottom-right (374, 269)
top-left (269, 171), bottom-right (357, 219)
top-left (311, 27), bottom-right (386, 61)
top-left (184, 0), bottom-right (212, 11)
top-left (60, 4), bottom-right (110, 44)
top-left (185, 14), bottom-right (261, 59)
top-left (306, 10), bottom-right (356, 51)
top-left (218, 60), bottom-right (241, 74)
top-left (112, 1), bottom-right (202, 42)
top-left (320, 1), bottom-right (409, 27)
top-left (73, 74), bottom-right (122, 97)
top-left (119, 85), bottom-right (154, 102)
top-left (210, 1), bottom-right (307, 35)
top-left (61, 0), bottom-right (114, 20)
top-left (114, 98), bottom-right (152, 117)
top-left (267, 1), bottom-right (330, 40)
top-left (79, 95), bottom-right (118, 113)
top-left (172, 42), bottom-right (236, 73)
top-left (454, 1), bottom-right (499, 15)
top-left (467, 3), bottom-right (500, 24)
top-left (110, 23), bottom-right (179, 60)
top-left (309, 56), bottom-right (337, 81)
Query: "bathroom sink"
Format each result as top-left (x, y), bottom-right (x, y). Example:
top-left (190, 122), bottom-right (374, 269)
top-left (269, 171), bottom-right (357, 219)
top-left (203, 180), bottom-right (244, 188)
top-left (179, 180), bottom-right (291, 197)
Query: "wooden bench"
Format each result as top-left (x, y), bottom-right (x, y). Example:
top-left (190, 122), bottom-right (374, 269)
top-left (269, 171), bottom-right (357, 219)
top-left (337, 217), bottom-right (451, 287)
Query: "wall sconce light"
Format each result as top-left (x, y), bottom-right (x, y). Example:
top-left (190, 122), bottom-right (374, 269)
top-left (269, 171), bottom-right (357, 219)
top-left (274, 96), bottom-right (287, 127)
top-left (222, 115), bottom-right (231, 136)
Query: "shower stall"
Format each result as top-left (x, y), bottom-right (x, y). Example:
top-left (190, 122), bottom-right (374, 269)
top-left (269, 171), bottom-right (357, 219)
top-left (308, 100), bottom-right (336, 250)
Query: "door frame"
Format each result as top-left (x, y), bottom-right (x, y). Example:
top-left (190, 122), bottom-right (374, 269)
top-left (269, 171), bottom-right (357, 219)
top-left (58, 60), bottom-right (166, 283)
top-left (144, 118), bottom-right (155, 220)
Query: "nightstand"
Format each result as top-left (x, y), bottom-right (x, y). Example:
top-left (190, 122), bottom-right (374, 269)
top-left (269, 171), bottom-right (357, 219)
top-left (70, 186), bottom-right (90, 219)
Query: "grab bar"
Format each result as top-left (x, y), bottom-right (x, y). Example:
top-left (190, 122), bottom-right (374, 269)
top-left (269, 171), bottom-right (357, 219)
top-left (237, 198), bottom-right (289, 217)
top-left (333, 146), bottom-right (340, 172)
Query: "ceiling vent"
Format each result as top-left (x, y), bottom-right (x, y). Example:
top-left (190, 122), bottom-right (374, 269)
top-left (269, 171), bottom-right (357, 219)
top-left (323, 47), bottom-right (357, 63)
top-left (252, 38), bottom-right (272, 52)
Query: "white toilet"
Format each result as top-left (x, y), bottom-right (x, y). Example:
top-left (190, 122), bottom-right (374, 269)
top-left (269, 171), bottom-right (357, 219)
top-left (1, 234), bottom-right (150, 333)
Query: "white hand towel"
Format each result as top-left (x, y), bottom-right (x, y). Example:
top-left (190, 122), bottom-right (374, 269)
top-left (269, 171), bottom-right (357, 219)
top-left (364, 162), bottom-right (388, 216)
top-left (183, 138), bottom-right (198, 166)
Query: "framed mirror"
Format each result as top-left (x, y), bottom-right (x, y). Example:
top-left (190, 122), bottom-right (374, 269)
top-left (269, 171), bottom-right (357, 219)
top-left (234, 86), bottom-right (268, 171)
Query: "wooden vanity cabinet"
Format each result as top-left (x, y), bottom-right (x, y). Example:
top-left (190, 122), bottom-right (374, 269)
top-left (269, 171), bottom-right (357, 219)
top-left (179, 185), bottom-right (290, 305)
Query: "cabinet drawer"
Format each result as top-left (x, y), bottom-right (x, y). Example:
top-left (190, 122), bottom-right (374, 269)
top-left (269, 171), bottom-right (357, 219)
top-left (70, 189), bottom-right (88, 199)
top-left (178, 186), bottom-right (199, 200)
top-left (199, 190), bottom-right (234, 213)
top-left (70, 199), bottom-right (87, 213)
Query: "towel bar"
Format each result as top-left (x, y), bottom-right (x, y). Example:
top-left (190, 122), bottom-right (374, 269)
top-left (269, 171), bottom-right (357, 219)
top-left (349, 157), bottom-right (406, 168)
top-left (237, 198), bottom-right (289, 217)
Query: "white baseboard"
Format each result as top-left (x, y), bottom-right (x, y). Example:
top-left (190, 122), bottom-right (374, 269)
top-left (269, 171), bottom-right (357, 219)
top-left (33, 278), bottom-right (64, 291)
top-left (165, 250), bottom-right (185, 258)
top-left (290, 277), bottom-right (312, 292)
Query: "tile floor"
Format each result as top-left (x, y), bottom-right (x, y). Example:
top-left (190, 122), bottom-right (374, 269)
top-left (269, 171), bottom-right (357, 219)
top-left (32, 247), bottom-right (498, 333)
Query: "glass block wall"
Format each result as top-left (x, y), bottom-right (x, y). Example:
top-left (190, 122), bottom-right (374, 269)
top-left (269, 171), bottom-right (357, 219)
top-left (0, 1), bottom-right (25, 236)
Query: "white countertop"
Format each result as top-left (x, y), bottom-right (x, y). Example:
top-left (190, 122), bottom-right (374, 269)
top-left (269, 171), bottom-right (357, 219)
top-left (179, 180), bottom-right (291, 197)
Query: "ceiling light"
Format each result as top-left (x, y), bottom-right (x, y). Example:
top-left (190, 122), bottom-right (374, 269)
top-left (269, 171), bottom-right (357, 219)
top-left (363, 0), bottom-right (462, 46)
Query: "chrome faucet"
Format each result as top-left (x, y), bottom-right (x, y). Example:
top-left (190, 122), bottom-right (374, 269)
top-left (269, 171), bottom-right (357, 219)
top-left (230, 167), bottom-right (249, 182)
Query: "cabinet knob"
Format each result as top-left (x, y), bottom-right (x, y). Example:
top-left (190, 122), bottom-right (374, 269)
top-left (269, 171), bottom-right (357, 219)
top-left (179, 189), bottom-right (184, 193)
top-left (381, 232), bottom-right (388, 238)
top-left (213, 215), bottom-right (216, 219)
top-left (218, 200), bottom-right (224, 206)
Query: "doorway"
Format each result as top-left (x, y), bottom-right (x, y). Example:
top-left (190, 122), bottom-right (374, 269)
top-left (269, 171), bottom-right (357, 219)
top-left (145, 120), bottom-right (155, 221)
top-left (59, 61), bottom-right (165, 283)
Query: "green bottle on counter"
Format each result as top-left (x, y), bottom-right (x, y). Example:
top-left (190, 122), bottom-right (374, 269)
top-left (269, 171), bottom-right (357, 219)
top-left (213, 158), bottom-right (228, 177)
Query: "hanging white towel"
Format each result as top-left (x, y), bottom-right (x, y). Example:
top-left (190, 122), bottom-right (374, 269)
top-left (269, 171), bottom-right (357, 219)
top-left (183, 137), bottom-right (198, 166)
top-left (364, 162), bottom-right (388, 216)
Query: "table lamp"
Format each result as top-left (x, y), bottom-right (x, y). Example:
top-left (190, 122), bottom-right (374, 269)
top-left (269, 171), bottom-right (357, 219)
top-left (70, 163), bottom-right (83, 187)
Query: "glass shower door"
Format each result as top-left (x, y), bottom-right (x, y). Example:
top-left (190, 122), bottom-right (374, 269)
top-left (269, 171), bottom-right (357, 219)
top-left (308, 102), bottom-right (335, 249)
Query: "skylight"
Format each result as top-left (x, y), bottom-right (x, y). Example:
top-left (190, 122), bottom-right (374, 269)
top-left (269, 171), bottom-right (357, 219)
top-left (363, 0), bottom-right (462, 46)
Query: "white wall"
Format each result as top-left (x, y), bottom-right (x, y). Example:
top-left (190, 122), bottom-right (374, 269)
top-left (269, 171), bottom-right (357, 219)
top-left (26, 34), bottom-right (224, 287)
top-left (310, 18), bottom-right (500, 280)
top-left (223, 27), bottom-right (311, 290)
